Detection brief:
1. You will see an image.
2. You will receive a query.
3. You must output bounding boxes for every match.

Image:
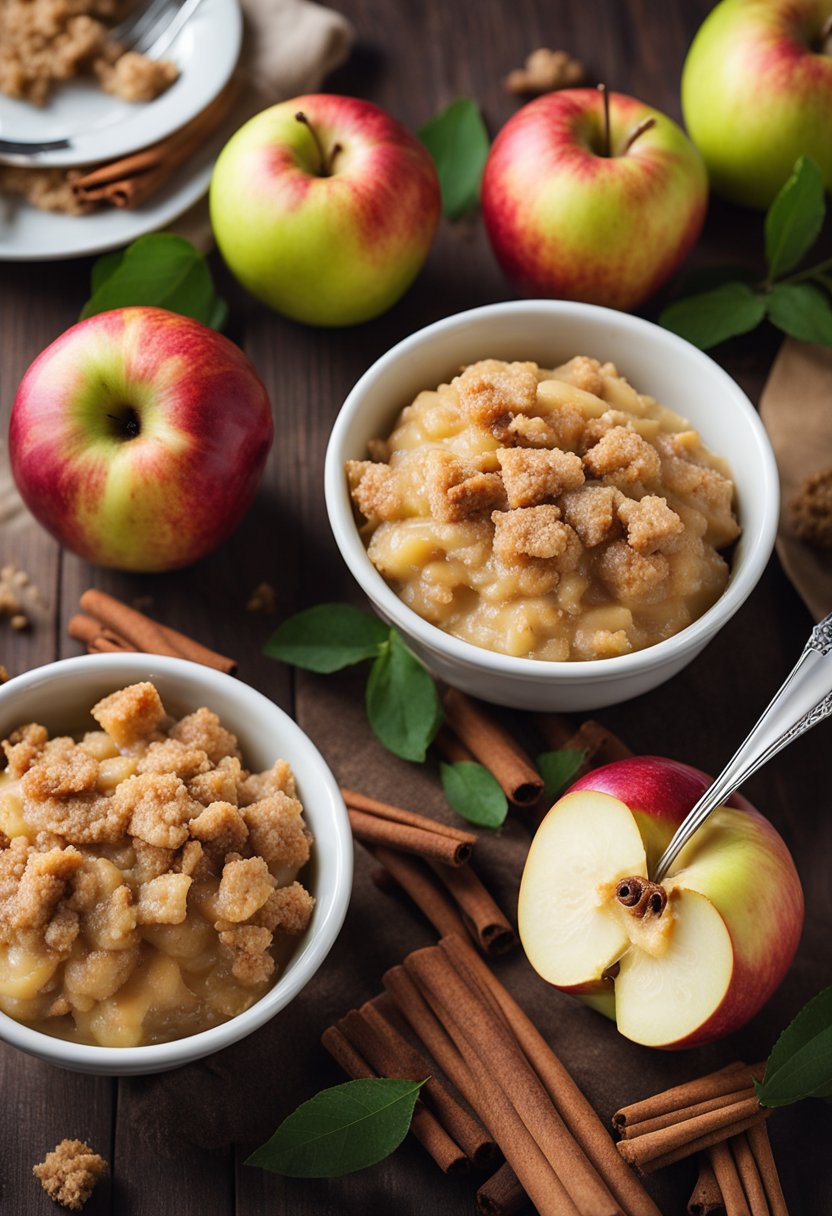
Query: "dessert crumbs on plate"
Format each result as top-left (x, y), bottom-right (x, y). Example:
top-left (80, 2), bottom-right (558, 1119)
top-left (789, 467), bottom-right (832, 548)
top-left (33, 1139), bottom-right (108, 1211)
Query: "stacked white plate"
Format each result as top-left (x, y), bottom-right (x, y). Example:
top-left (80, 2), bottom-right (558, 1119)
top-left (0, 0), bottom-right (242, 260)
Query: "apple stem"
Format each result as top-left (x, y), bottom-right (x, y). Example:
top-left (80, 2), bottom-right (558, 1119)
top-left (621, 116), bottom-right (656, 155)
top-left (615, 877), bottom-right (667, 918)
top-left (597, 83), bottom-right (611, 157)
top-left (328, 142), bottom-right (343, 174)
top-left (295, 111), bottom-right (336, 177)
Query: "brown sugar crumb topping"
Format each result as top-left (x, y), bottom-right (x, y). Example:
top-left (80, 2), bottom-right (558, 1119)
top-left (33, 1138), bottom-right (107, 1211)
top-left (617, 494), bottom-right (684, 554)
top-left (789, 467), bottom-right (832, 548)
top-left (216, 855), bottom-right (276, 923)
top-left (498, 446), bottom-right (585, 508)
top-left (170, 708), bottom-right (241, 766)
top-left (493, 505), bottom-right (578, 564)
top-left (583, 426), bottom-right (662, 492)
top-left (455, 359), bottom-right (539, 431)
top-left (92, 682), bottom-right (165, 750)
top-left (560, 485), bottom-right (619, 548)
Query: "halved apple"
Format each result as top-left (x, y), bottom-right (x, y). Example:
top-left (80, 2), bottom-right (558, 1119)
top-left (518, 757), bottom-right (804, 1049)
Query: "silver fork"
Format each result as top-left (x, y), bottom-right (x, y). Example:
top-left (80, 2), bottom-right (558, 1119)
top-left (652, 611), bottom-right (832, 882)
top-left (0, 0), bottom-right (208, 159)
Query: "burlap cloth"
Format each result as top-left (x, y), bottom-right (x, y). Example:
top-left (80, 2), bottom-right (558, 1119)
top-left (759, 338), bottom-right (832, 623)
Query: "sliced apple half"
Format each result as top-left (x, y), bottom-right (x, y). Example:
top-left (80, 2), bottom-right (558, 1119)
top-left (518, 758), bottom-right (804, 1050)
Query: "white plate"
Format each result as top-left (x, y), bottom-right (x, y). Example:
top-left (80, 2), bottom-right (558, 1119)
top-left (0, 0), bottom-right (242, 169)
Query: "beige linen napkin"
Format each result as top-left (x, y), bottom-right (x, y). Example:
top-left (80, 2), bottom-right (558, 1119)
top-left (759, 338), bottom-right (832, 622)
top-left (170, 0), bottom-right (354, 247)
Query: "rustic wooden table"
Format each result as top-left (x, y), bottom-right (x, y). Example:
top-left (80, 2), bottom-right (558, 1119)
top-left (2, 1), bottom-right (831, 1212)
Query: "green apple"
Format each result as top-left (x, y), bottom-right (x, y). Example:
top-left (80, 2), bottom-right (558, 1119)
top-left (210, 94), bottom-right (441, 327)
top-left (682, 0), bottom-right (832, 208)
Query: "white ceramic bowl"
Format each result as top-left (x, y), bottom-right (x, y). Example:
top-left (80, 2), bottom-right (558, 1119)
top-left (0, 653), bottom-right (352, 1075)
top-left (325, 300), bottom-right (779, 711)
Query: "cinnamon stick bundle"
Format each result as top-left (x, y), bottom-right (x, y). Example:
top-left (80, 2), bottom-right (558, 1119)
top-left (730, 1134), bottom-right (771, 1215)
top-left (71, 590), bottom-right (236, 674)
top-left (321, 1024), bottom-right (466, 1175)
top-left (616, 1097), bottom-right (766, 1172)
top-left (477, 1162), bottom-right (527, 1216)
top-left (688, 1158), bottom-right (726, 1216)
top-left (746, 1124), bottom-right (788, 1216)
top-left (613, 1063), bottom-right (761, 1130)
top-left (619, 1085), bottom-right (758, 1139)
top-left (342, 788), bottom-right (476, 867)
top-left (709, 1141), bottom-right (752, 1216)
top-left (441, 688), bottom-right (543, 806)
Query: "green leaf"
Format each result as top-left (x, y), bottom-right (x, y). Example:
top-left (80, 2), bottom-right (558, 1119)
top-left (264, 603), bottom-right (389, 673)
top-left (418, 98), bottom-right (489, 221)
top-left (365, 631), bottom-right (443, 762)
top-left (90, 248), bottom-right (124, 294)
top-left (757, 987), bottom-right (832, 1108)
top-left (440, 761), bottom-right (508, 828)
top-left (765, 156), bottom-right (826, 281)
top-left (767, 282), bottom-right (832, 346)
top-left (536, 749), bottom-right (587, 803)
top-left (659, 281), bottom-right (767, 350)
top-left (81, 234), bottom-right (228, 329)
top-left (245, 1077), bottom-right (427, 1178)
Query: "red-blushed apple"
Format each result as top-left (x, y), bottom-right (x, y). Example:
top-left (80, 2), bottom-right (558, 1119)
top-left (209, 94), bottom-right (441, 327)
top-left (518, 757), bottom-right (803, 1049)
top-left (481, 89), bottom-right (708, 310)
top-left (9, 307), bottom-right (274, 573)
top-left (682, 0), bottom-right (832, 209)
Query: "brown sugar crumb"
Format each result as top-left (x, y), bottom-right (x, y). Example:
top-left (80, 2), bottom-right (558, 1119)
top-left (33, 1138), bottom-right (107, 1211)
top-left (22, 791), bottom-right (131, 845)
top-left (128, 840), bottom-right (173, 884)
top-left (560, 485), bottom-right (619, 548)
top-left (238, 759), bottom-right (296, 806)
top-left (218, 924), bottom-right (275, 986)
top-left (455, 359), bottom-right (538, 432)
top-left (0, 844), bottom-right (83, 937)
top-left (243, 792), bottom-right (311, 870)
top-left (505, 414), bottom-right (559, 448)
top-left (114, 772), bottom-right (198, 849)
top-left (136, 872), bottom-right (192, 925)
top-left (505, 48), bottom-right (585, 95)
top-left (136, 739), bottom-right (211, 781)
top-left (189, 756), bottom-right (242, 807)
top-left (216, 855), bottom-right (275, 923)
top-left (425, 450), bottom-right (505, 522)
top-left (789, 468), bottom-right (832, 547)
top-left (97, 50), bottom-right (178, 101)
top-left (22, 739), bottom-right (99, 799)
top-left (189, 801), bottom-right (248, 857)
top-left (170, 708), bottom-right (241, 767)
top-left (618, 494), bottom-right (684, 554)
top-left (175, 839), bottom-right (205, 877)
top-left (582, 409), bottom-right (633, 448)
top-left (92, 682), bottom-right (166, 749)
top-left (492, 505), bottom-right (571, 562)
top-left (3, 722), bottom-right (49, 778)
top-left (347, 460), bottom-right (402, 522)
top-left (247, 582), bottom-right (277, 613)
top-left (598, 540), bottom-right (669, 602)
top-left (583, 426), bottom-right (661, 492)
top-left (254, 881), bottom-right (315, 936)
top-left (553, 355), bottom-right (604, 396)
top-left (497, 446), bottom-right (584, 508)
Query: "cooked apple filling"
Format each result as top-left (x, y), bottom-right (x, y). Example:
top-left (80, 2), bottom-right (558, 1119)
top-left (0, 683), bottom-right (314, 1048)
top-left (348, 356), bottom-right (741, 661)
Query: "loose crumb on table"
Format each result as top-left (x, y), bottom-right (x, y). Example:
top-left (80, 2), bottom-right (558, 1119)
top-left (33, 1139), bottom-right (107, 1211)
top-left (789, 467), bottom-right (832, 548)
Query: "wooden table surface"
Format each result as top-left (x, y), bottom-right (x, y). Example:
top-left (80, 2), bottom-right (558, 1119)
top-left (2, 1), bottom-right (831, 1212)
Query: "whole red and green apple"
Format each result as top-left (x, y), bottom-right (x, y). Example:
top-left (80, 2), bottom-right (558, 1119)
top-left (210, 94), bottom-right (441, 327)
top-left (9, 307), bottom-right (274, 573)
top-left (519, 756), bottom-right (803, 1049)
top-left (682, 0), bottom-right (832, 209)
top-left (481, 89), bottom-right (708, 311)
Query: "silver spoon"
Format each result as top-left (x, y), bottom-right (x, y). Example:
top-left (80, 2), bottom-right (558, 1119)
top-left (652, 611), bottom-right (832, 883)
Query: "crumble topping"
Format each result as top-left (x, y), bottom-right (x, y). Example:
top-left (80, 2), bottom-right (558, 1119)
top-left (789, 467), bottom-right (832, 548)
top-left (33, 1138), bottom-right (107, 1211)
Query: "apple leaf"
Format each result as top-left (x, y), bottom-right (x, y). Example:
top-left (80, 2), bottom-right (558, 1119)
top-left (536, 748), bottom-right (587, 803)
top-left (658, 281), bottom-right (767, 350)
top-left (440, 761), bottom-right (508, 828)
top-left (246, 1077), bottom-right (427, 1177)
top-left (765, 156), bottom-right (826, 282)
top-left (418, 98), bottom-right (490, 221)
top-left (365, 630), bottom-right (443, 763)
top-left (264, 603), bottom-right (389, 673)
top-left (81, 234), bottom-right (228, 330)
top-left (766, 282), bottom-right (832, 346)
top-left (756, 987), bottom-right (832, 1108)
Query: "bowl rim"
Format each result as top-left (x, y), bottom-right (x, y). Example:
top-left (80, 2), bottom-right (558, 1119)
top-left (0, 652), bottom-right (353, 1069)
top-left (325, 299), bottom-right (780, 683)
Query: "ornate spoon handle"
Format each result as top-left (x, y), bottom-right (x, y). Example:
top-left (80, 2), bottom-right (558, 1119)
top-left (652, 611), bottom-right (832, 883)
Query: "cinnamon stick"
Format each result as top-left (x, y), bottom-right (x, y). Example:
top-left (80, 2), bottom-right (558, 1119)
top-left (370, 846), bottom-right (469, 941)
top-left (68, 613), bottom-right (136, 652)
top-left (342, 788), bottom-right (475, 867)
top-left (477, 1162), bottom-right (527, 1216)
top-left (616, 1096), bottom-right (765, 1170)
top-left (613, 1063), bottom-right (761, 1130)
top-left (535, 715), bottom-right (633, 769)
top-left (730, 1134), bottom-right (771, 1215)
top-left (709, 1141), bottom-right (751, 1216)
top-left (320, 1024), bottom-right (467, 1176)
top-left (688, 1158), bottom-right (726, 1216)
top-left (434, 725), bottom-right (477, 765)
top-left (442, 688), bottom-right (543, 806)
top-left (634, 1112), bottom-right (770, 1175)
top-left (77, 589), bottom-right (237, 674)
top-left (746, 1123), bottom-right (788, 1216)
top-left (72, 77), bottom-right (238, 209)
top-left (620, 1086), bottom-right (757, 1139)
top-left (406, 945), bottom-right (620, 1216)
top-left (429, 861), bottom-right (517, 956)
top-left (439, 934), bottom-right (660, 1216)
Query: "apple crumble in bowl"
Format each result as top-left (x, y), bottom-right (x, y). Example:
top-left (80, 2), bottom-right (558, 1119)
top-left (0, 654), bottom-right (352, 1074)
top-left (325, 301), bottom-right (779, 711)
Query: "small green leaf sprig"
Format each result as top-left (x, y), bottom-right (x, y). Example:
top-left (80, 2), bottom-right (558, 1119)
top-left (757, 986), bottom-right (832, 1108)
top-left (660, 156), bottom-right (832, 350)
top-left (418, 98), bottom-right (490, 221)
top-left (266, 603), bottom-right (583, 829)
top-left (82, 234), bottom-right (228, 329)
